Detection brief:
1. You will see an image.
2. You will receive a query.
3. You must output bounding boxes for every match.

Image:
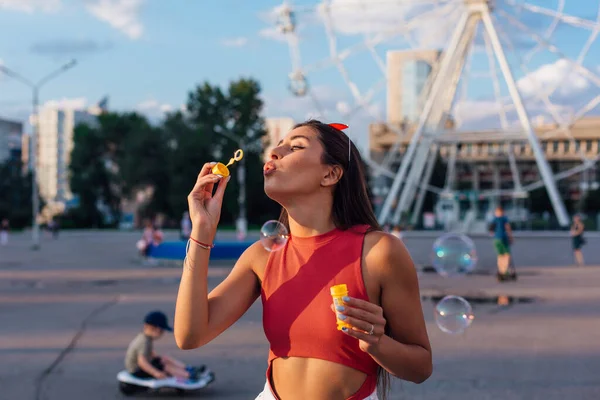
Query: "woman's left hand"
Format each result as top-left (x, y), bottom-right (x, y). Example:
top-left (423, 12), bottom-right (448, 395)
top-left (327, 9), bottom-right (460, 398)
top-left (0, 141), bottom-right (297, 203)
top-left (335, 297), bottom-right (387, 353)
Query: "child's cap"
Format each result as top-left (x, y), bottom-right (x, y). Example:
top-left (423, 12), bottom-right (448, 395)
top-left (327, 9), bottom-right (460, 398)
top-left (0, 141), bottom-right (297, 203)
top-left (144, 311), bottom-right (173, 332)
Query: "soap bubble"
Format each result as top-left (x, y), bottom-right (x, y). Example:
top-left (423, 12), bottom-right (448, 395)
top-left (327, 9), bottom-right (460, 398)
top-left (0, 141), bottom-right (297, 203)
top-left (260, 220), bottom-right (289, 252)
top-left (431, 233), bottom-right (478, 277)
top-left (435, 295), bottom-right (474, 334)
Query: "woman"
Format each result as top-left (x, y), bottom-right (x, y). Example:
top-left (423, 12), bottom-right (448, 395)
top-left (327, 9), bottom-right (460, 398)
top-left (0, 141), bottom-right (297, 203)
top-left (570, 214), bottom-right (585, 266)
top-left (174, 120), bottom-right (432, 399)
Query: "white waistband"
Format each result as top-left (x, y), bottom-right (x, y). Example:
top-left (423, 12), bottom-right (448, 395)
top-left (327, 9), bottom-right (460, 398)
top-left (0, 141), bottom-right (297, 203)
top-left (254, 380), bottom-right (379, 400)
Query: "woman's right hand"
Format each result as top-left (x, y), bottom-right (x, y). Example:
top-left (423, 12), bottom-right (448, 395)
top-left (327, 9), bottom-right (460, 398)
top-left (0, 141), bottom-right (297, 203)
top-left (187, 162), bottom-right (230, 238)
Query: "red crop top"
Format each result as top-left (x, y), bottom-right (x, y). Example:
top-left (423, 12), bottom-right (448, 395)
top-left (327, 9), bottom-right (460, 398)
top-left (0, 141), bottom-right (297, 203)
top-left (261, 225), bottom-right (379, 399)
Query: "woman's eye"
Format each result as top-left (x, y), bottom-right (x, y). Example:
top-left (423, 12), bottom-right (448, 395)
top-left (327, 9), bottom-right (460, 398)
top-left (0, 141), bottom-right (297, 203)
top-left (291, 145), bottom-right (304, 151)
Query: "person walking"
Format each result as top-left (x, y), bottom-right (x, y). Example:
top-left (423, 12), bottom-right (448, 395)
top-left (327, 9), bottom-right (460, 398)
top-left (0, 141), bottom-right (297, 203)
top-left (570, 214), bottom-right (586, 266)
top-left (489, 206), bottom-right (516, 282)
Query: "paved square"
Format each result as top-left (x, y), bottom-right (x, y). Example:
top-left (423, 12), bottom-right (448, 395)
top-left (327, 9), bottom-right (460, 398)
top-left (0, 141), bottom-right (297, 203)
top-left (1, 230), bottom-right (598, 399)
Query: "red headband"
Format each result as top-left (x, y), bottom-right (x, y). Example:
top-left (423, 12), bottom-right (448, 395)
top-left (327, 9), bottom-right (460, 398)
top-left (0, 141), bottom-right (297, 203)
top-left (328, 123), bottom-right (351, 162)
top-left (328, 123), bottom-right (349, 131)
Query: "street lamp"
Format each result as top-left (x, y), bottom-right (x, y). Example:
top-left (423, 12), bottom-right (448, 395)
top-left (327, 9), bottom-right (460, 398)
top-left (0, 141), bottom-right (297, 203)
top-left (0, 59), bottom-right (77, 250)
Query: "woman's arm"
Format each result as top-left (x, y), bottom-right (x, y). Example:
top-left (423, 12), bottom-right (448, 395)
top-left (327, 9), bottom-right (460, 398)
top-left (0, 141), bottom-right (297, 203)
top-left (364, 233), bottom-right (432, 383)
top-left (174, 239), bottom-right (267, 350)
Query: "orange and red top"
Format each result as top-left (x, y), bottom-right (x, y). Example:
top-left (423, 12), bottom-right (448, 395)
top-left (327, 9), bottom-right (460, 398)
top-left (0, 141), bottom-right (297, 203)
top-left (261, 225), bottom-right (379, 399)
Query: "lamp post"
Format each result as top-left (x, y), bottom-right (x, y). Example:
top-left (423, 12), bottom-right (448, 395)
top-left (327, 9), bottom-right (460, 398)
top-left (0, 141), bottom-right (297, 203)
top-left (0, 59), bottom-right (77, 250)
top-left (215, 130), bottom-right (262, 240)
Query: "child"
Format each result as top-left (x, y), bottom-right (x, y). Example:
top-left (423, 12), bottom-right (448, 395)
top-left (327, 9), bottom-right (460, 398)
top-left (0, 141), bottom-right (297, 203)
top-left (138, 219), bottom-right (155, 258)
top-left (124, 311), bottom-right (202, 381)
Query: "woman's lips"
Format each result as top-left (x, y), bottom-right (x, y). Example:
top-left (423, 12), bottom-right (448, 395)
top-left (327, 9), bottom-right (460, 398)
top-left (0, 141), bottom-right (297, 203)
top-left (263, 161), bottom-right (277, 176)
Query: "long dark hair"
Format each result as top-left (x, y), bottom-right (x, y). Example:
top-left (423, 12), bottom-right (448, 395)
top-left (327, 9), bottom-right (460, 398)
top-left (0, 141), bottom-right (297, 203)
top-left (278, 119), bottom-right (391, 399)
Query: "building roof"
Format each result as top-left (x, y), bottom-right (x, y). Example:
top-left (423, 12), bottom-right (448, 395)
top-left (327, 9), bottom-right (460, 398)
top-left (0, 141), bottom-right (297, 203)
top-left (369, 116), bottom-right (600, 151)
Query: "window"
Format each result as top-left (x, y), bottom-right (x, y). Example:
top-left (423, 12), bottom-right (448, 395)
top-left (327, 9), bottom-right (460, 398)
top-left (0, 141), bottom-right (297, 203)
top-left (401, 60), bottom-right (431, 122)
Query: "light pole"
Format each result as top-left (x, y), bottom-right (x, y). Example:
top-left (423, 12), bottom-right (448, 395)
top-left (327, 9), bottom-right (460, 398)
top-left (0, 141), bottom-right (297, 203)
top-left (0, 59), bottom-right (77, 250)
top-left (215, 130), bottom-right (262, 240)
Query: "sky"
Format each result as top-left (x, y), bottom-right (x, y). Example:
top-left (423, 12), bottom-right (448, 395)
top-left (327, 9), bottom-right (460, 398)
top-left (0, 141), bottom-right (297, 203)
top-left (0, 0), bottom-right (599, 151)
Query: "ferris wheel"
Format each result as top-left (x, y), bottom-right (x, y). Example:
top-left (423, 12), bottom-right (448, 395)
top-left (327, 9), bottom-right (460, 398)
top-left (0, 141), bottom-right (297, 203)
top-left (265, 0), bottom-right (600, 228)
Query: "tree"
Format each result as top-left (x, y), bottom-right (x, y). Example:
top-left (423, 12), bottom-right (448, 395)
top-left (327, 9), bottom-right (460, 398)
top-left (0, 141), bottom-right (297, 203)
top-left (0, 158), bottom-right (34, 229)
top-left (117, 114), bottom-right (171, 218)
top-left (69, 112), bottom-right (159, 227)
top-left (68, 78), bottom-right (280, 229)
top-left (69, 122), bottom-right (121, 227)
top-left (528, 187), bottom-right (553, 213)
top-left (162, 111), bottom-right (213, 221)
top-left (186, 78), bottom-right (279, 226)
top-left (581, 189), bottom-right (600, 213)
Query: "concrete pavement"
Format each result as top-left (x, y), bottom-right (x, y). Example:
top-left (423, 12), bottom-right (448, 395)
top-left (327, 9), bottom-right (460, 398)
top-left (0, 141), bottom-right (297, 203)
top-left (1, 230), bottom-right (599, 399)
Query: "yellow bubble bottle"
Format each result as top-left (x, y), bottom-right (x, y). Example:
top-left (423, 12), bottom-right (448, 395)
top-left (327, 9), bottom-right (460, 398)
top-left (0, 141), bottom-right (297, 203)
top-left (212, 149), bottom-right (244, 177)
top-left (330, 284), bottom-right (351, 331)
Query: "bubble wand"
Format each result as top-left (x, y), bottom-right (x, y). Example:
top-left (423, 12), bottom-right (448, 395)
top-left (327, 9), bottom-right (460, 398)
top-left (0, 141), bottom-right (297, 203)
top-left (212, 149), bottom-right (244, 177)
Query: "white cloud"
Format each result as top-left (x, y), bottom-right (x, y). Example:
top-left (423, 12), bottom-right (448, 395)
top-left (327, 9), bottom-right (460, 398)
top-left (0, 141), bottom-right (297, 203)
top-left (263, 85), bottom-right (379, 152)
top-left (258, 4), bottom-right (294, 42)
top-left (264, 61), bottom-right (599, 139)
top-left (260, 0), bottom-right (460, 50)
top-left (517, 59), bottom-right (593, 99)
top-left (43, 97), bottom-right (88, 110)
top-left (448, 59), bottom-right (600, 129)
top-left (136, 99), bottom-right (180, 125)
top-left (259, 26), bottom-right (287, 43)
top-left (319, 0), bottom-right (435, 35)
top-left (264, 85), bottom-right (339, 118)
top-left (86, 0), bottom-right (145, 40)
top-left (0, 0), bottom-right (61, 13)
top-left (321, 0), bottom-right (464, 51)
top-left (453, 100), bottom-right (506, 126)
top-left (136, 99), bottom-right (173, 116)
top-left (336, 101), bottom-right (351, 115)
top-left (221, 37), bottom-right (249, 47)
top-left (451, 96), bottom-right (583, 131)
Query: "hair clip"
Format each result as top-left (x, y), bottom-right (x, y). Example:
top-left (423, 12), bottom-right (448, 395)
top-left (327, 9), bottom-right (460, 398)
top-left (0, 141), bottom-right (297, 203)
top-left (328, 123), bottom-right (351, 162)
top-left (328, 123), bottom-right (349, 131)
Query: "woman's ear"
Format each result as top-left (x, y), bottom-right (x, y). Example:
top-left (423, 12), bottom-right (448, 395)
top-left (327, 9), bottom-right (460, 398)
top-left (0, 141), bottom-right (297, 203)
top-left (321, 165), bottom-right (344, 187)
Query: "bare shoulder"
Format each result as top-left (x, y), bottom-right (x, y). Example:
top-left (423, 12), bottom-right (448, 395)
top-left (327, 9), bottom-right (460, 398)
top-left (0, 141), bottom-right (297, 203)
top-left (363, 230), bottom-right (416, 281)
top-left (239, 240), bottom-right (271, 262)
top-left (236, 240), bottom-right (271, 281)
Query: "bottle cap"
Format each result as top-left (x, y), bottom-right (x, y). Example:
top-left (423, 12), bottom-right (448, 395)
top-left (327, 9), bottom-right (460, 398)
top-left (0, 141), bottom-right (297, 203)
top-left (212, 162), bottom-right (230, 177)
top-left (211, 149), bottom-right (244, 177)
top-left (330, 284), bottom-right (348, 296)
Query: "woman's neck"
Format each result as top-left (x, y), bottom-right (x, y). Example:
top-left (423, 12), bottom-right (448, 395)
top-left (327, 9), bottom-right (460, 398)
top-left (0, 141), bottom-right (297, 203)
top-left (285, 195), bottom-right (336, 238)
